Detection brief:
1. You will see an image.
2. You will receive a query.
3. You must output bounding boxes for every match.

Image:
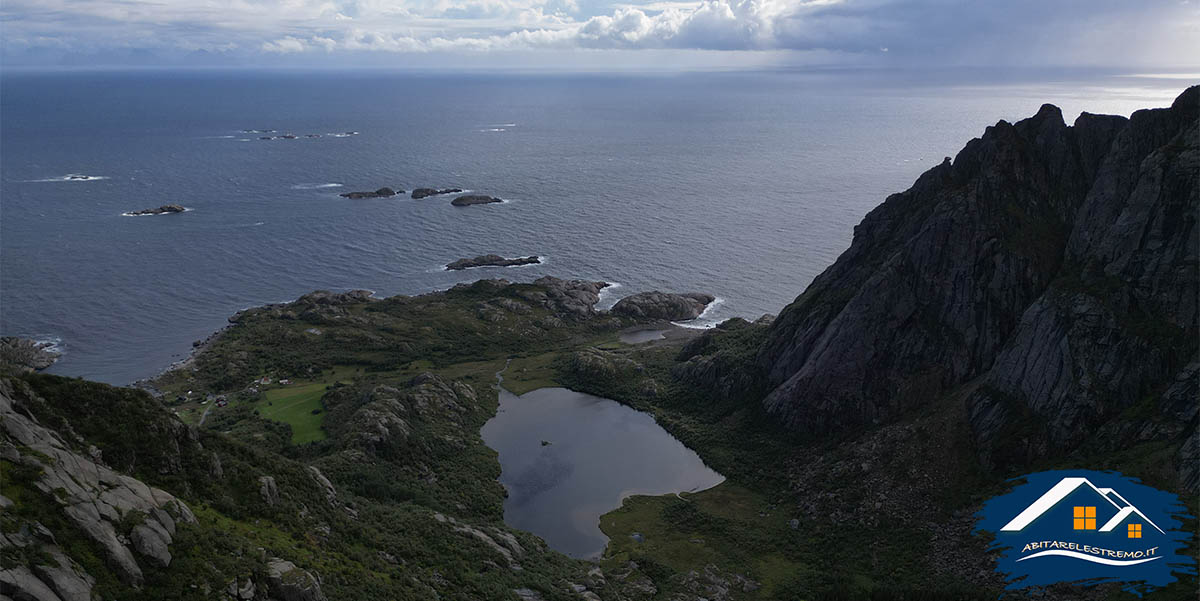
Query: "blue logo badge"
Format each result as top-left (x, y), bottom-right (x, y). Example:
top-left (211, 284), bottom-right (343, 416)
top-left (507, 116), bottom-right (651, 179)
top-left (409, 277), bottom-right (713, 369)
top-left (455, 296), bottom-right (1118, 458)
top-left (976, 470), bottom-right (1195, 595)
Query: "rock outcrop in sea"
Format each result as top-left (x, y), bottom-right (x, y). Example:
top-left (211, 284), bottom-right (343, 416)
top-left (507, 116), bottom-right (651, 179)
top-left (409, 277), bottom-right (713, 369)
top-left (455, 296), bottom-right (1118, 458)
top-left (612, 292), bottom-right (715, 321)
top-left (124, 204), bottom-right (185, 216)
top-left (340, 187), bottom-right (400, 199)
top-left (412, 188), bottom-right (463, 199)
top-left (755, 86), bottom-right (1198, 488)
top-left (446, 255), bottom-right (541, 270)
top-left (451, 195), bottom-right (502, 206)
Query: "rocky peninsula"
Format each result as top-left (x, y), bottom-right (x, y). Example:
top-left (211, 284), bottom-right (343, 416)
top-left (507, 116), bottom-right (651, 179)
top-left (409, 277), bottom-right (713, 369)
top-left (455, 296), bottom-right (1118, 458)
top-left (611, 291), bottom-right (715, 321)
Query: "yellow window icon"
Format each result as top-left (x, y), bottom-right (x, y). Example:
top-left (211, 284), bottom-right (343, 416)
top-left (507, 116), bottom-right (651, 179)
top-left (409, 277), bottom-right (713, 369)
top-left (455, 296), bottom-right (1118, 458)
top-left (1128, 523), bottom-right (1142, 538)
top-left (1073, 506), bottom-right (1096, 530)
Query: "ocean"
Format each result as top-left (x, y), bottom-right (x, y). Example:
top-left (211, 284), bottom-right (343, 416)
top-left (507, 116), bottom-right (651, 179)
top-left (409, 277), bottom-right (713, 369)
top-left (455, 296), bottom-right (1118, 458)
top-left (0, 69), bottom-right (1186, 384)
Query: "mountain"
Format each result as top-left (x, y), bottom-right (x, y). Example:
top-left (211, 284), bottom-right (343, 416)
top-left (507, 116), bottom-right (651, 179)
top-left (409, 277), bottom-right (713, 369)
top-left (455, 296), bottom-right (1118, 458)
top-left (757, 86), bottom-right (1198, 491)
top-left (1, 89), bottom-right (1196, 601)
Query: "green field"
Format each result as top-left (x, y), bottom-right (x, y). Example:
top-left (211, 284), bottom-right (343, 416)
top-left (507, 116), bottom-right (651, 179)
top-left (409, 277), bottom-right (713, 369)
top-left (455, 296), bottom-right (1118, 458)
top-left (259, 381), bottom-right (330, 444)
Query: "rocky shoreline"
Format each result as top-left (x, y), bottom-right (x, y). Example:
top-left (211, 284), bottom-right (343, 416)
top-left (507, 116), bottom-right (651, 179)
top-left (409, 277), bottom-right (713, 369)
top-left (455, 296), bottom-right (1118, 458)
top-left (446, 255), bottom-right (541, 270)
top-left (0, 337), bottom-right (61, 373)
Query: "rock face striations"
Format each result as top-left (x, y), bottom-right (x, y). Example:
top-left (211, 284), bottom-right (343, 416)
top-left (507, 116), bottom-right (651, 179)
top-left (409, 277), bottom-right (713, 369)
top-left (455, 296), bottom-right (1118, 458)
top-left (756, 86), bottom-right (1198, 488)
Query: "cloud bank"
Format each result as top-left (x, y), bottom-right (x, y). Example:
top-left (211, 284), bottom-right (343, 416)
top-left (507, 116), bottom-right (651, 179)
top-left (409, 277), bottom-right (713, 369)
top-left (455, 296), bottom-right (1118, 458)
top-left (2, 0), bottom-right (1196, 68)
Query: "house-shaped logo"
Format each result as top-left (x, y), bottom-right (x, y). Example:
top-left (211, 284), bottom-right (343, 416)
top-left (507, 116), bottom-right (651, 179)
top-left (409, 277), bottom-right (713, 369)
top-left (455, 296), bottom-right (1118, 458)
top-left (998, 477), bottom-right (1164, 566)
top-left (975, 470), bottom-right (1195, 593)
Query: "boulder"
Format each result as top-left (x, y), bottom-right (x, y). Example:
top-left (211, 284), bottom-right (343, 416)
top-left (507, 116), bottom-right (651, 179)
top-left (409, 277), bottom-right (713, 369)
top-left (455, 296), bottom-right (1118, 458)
top-left (611, 292), bottom-right (715, 321)
top-left (259, 476), bottom-right (279, 506)
top-left (266, 559), bottom-right (327, 601)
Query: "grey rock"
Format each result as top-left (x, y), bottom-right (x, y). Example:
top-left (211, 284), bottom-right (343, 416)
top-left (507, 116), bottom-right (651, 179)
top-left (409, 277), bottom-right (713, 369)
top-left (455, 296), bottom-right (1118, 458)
top-left (611, 291), bottom-right (715, 321)
top-left (266, 558), bottom-right (327, 601)
top-left (524, 276), bottom-right (610, 318)
top-left (0, 384), bottom-right (196, 586)
top-left (259, 475), bottom-right (279, 506)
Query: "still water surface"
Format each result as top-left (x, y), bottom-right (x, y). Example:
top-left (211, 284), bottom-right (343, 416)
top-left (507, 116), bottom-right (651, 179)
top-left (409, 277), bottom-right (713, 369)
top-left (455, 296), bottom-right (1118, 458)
top-left (481, 375), bottom-right (724, 558)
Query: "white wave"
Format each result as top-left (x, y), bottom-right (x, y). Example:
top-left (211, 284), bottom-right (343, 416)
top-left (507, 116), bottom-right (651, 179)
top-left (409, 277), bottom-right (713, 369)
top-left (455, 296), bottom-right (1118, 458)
top-left (671, 296), bottom-right (725, 329)
top-left (24, 174), bottom-right (109, 183)
top-left (291, 183), bottom-right (344, 190)
top-left (200, 135), bottom-right (237, 139)
top-left (326, 131), bottom-right (359, 138)
top-left (24, 335), bottom-right (64, 355)
top-left (1017, 550), bottom-right (1161, 566)
top-left (480, 128), bottom-right (507, 132)
top-left (495, 123), bottom-right (517, 127)
top-left (596, 281), bottom-right (623, 309)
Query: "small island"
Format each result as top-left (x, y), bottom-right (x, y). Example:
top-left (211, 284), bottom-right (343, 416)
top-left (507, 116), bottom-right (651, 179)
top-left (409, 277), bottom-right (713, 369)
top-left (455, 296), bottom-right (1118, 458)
top-left (451, 195), bottom-right (502, 206)
top-left (123, 204), bottom-right (186, 216)
top-left (412, 187), bottom-right (464, 199)
top-left (340, 187), bottom-right (400, 199)
top-left (445, 254), bottom-right (540, 270)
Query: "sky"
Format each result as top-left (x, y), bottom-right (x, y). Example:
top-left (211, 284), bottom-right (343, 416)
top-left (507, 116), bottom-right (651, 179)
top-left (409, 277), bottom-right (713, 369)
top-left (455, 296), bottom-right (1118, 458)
top-left (1, 0), bottom-right (1198, 70)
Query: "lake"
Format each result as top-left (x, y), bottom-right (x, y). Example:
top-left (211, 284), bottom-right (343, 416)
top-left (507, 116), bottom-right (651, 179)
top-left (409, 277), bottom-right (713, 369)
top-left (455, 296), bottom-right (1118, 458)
top-left (481, 376), bottom-right (724, 558)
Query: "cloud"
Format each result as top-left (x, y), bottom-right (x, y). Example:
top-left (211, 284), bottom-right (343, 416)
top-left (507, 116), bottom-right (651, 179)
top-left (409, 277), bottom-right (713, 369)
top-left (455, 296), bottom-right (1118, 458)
top-left (2, 0), bottom-right (1196, 67)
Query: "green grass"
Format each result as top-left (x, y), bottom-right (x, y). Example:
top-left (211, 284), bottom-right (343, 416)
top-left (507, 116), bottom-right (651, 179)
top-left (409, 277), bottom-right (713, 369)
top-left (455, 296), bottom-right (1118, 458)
top-left (601, 482), bottom-right (809, 597)
top-left (501, 352), bottom-right (563, 395)
top-left (259, 382), bottom-right (329, 444)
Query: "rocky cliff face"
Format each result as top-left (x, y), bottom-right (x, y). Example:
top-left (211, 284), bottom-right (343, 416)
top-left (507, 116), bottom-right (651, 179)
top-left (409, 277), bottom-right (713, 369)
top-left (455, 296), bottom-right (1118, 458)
top-left (758, 87), bottom-right (1197, 489)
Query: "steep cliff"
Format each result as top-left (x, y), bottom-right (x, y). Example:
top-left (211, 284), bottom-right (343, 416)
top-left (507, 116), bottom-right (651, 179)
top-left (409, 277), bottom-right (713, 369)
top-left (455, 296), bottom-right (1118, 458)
top-left (757, 86), bottom-right (1197, 489)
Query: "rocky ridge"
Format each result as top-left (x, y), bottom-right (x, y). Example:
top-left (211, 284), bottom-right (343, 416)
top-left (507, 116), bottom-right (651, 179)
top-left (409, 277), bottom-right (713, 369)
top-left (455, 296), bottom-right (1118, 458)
top-left (755, 86), bottom-right (1198, 489)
